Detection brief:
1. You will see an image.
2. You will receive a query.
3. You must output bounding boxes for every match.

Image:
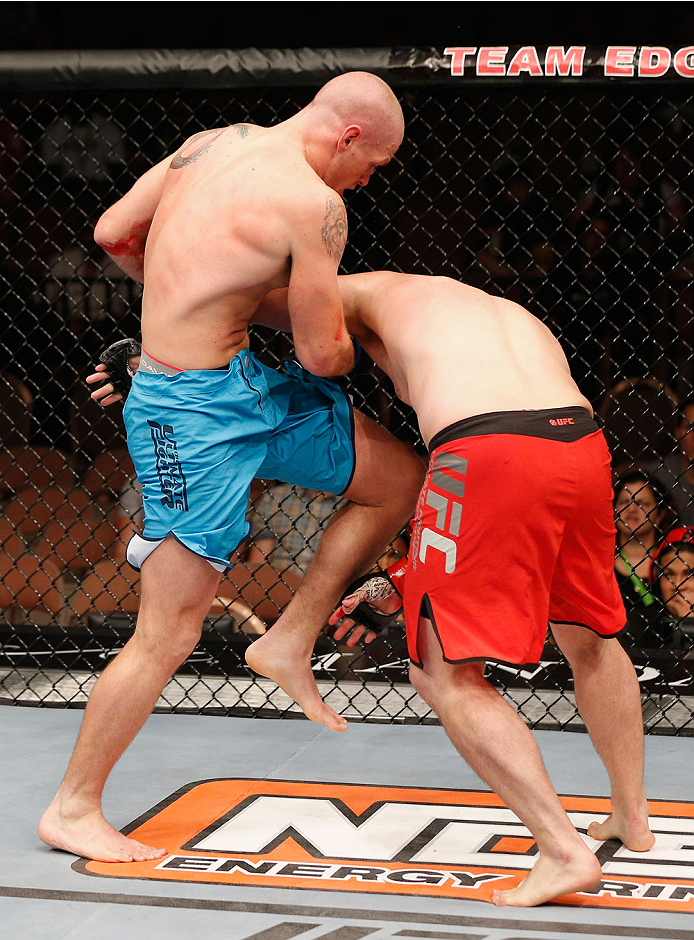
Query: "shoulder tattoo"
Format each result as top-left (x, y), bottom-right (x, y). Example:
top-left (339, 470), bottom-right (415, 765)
top-left (170, 128), bottom-right (225, 169)
top-left (321, 196), bottom-right (348, 262)
top-left (232, 123), bottom-right (250, 138)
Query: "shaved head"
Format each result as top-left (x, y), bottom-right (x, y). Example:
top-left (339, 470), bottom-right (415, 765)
top-left (291, 71), bottom-right (404, 194)
top-left (309, 71), bottom-right (404, 147)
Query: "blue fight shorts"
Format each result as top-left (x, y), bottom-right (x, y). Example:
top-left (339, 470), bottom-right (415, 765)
top-left (122, 349), bottom-right (355, 571)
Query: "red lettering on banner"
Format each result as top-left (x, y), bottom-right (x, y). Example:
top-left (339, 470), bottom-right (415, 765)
top-left (639, 47), bottom-right (671, 77)
top-left (477, 47), bottom-right (508, 76)
top-left (442, 44), bottom-right (694, 81)
top-left (545, 46), bottom-right (585, 76)
top-left (605, 46), bottom-right (636, 76)
top-left (507, 46), bottom-right (543, 76)
top-left (674, 47), bottom-right (694, 78)
top-left (444, 47), bottom-right (477, 76)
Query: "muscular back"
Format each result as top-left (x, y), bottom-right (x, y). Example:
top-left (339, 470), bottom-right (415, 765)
top-left (343, 272), bottom-right (592, 446)
top-left (140, 124), bottom-right (327, 368)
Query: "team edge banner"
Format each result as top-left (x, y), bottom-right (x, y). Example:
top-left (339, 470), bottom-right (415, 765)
top-left (441, 45), bottom-right (694, 80)
top-left (2, 47), bottom-right (694, 91)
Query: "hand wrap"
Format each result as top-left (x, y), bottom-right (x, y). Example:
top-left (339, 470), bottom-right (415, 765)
top-left (97, 338), bottom-right (141, 398)
top-left (339, 558), bottom-right (407, 635)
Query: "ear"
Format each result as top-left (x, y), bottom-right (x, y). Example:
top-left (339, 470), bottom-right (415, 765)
top-left (337, 125), bottom-right (362, 152)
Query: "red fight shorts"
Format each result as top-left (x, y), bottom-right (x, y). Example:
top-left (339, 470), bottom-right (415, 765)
top-left (405, 407), bottom-right (626, 668)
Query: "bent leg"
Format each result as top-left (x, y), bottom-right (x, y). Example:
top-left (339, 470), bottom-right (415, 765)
top-left (39, 538), bottom-right (221, 862)
top-left (245, 409), bottom-right (425, 731)
top-left (409, 618), bottom-right (601, 908)
top-left (550, 625), bottom-right (654, 852)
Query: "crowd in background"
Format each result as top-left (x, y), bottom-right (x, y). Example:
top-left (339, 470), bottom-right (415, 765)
top-left (1, 84), bottom-right (694, 670)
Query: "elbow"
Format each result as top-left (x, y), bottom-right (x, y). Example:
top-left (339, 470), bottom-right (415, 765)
top-left (298, 346), bottom-right (354, 378)
top-left (93, 211), bottom-right (147, 260)
top-left (93, 210), bottom-right (119, 251)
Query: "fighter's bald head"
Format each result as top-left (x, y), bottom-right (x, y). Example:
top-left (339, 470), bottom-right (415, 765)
top-left (309, 71), bottom-right (404, 149)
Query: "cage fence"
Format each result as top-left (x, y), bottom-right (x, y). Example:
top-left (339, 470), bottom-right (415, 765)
top-left (0, 48), bottom-right (693, 733)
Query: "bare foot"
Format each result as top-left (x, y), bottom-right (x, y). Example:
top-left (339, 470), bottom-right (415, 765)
top-left (245, 632), bottom-right (348, 732)
top-left (39, 801), bottom-right (167, 863)
top-left (492, 846), bottom-right (602, 907)
top-left (587, 811), bottom-right (655, 852)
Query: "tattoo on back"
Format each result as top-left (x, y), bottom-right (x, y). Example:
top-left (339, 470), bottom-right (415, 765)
top-left (170, 128), bottom-right (225, 169)
top-left (232, 123), bottom-right (249, 138)
top-left (321, 197), bottom-right (348, 262)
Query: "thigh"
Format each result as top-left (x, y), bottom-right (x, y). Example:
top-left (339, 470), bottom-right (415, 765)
top-left (136, 537), bottom-right (222, 643)
top-left (409, 616), bottom-right (485, 703)
top-left (342, 409), bottom-right (424, 506)
top-left (549, 432), bottom-right (626, 637)
top-left (258, 361), bottom-right (356, 495)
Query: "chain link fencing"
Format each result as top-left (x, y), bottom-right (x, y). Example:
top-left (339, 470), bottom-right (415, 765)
top-left (0, 48), bottom-right (693, 732)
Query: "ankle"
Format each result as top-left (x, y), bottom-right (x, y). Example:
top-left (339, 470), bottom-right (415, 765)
top-left (611, 794), bottom-right (650, 824)
top-left (50, 789), bottom-right (102, 822)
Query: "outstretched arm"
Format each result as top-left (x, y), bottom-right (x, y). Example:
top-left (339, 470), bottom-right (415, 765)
top-left (93, 157), bottom-right (170, 283)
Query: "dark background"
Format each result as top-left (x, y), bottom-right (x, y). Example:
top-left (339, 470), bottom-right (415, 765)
top-left (0, 2), bottom-right (692, 51)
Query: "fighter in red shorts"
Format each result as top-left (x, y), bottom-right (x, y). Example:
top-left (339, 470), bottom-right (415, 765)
top-left (315, 271), bottom-right (653, 907)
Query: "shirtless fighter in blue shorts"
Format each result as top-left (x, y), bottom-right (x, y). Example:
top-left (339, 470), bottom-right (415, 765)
top-left (38, 73), bottom-right (424, 865)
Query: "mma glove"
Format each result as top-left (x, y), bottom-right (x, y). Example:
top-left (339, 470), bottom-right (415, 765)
top-left (98, 338), bottom-right (141, 398)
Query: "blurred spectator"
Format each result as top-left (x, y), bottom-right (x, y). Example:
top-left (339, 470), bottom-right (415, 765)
top-left (564, 143), bottom-right (678, 376)
top-left (40, 107), bottom-right (126, 193)
top-left (246, 483), bottom-right (345, 579)
top-left (42, 242), bottom-right (133, 326)
top-left (599, 376), bottom-right (679, 472)
top-left (613, 469), bottom-right (670, 647)
top-left (569, 145), bottom-right (662, 272)
top-left (476, 168), bottom-right (555, 292)
top-left (0, 516), bottom-right (64, 621)
top-left (650, 527), bottom-right (694, 651)
top-left (647, 397), bottom-right (694, 526)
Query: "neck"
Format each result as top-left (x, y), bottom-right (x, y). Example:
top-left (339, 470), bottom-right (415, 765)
top-left (283, 108), bottom-right (338, 180)
top-left (618, 530), bottom-right (657, 552)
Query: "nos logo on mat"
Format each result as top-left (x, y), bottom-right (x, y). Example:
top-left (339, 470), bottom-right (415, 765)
top-left (77, 779), bottom-right (694, 912)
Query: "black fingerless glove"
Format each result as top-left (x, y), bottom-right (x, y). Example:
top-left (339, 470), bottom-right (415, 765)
top-left (97, 338), bottom-right (141, 398)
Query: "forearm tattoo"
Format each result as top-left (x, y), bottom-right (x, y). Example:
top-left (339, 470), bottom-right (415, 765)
top-left (321, 196), bottom-right (348, 262)
top-left (170, 128), bottom-right (225, 169)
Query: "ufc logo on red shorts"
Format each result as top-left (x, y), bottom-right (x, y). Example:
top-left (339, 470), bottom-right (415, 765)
top-left (418, 453), bottom-right (467, 573)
